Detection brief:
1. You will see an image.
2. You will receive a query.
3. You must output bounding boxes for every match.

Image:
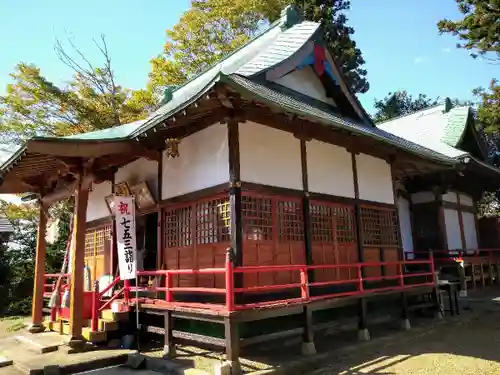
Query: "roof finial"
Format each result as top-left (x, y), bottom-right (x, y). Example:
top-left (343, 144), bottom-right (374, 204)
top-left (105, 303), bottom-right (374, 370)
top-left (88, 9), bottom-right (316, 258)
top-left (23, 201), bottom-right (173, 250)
top-left (161, 85), bottom-right (178, 105)
top-left (281, 5), bottom-right (303, 29)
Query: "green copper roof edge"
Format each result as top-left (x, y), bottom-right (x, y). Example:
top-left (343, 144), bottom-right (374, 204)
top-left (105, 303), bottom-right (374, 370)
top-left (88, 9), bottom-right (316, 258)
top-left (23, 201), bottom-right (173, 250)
top-left (442, 107), bottom-right (469, 147)
top-left (221, 74), bottom-right (456, 166)
top-left (130, 73), bottom-right (222, 138)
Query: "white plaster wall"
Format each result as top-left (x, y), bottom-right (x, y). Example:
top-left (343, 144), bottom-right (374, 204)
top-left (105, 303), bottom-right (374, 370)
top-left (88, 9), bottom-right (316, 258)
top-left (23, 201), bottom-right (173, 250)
top-left (444, 208), bottom-right (463, 250)
top-left (463, 212), bottom-right (478, 249)
top-left (162, 123), bottom-right (229, 199)
top-left (459, 194), bottom-right (474, 206)
top-left (411, 191), bottom-right (434, 204)
top-left (398, 197), bottom-right (414, 257)
top-left (442, 192), bottom-right (458, 203)
top-left (306, 140), bottom-right (354, 197)
top-left (274, 67), bottom-right (336, 106)
top-left (356, 153), bottom-right (394, 204)
top-left (86, 181), bottom-right (112, 222)
top-left (239, 122), bottom-right (302, 190)
top-left (116, 157), bottom-right (159, 201)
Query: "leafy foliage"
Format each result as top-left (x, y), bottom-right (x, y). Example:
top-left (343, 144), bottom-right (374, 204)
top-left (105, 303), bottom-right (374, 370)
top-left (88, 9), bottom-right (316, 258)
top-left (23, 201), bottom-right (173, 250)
top-left (0, 200), bottom-right (71, 315)
top-left (148, 0), bottom-right (368, 97)
top-left (372, 91), bottom-right (438, 123)
top-left (437, 0), bottom-right (500, 60)
top-left (0, 36), bottom-right (152, 145)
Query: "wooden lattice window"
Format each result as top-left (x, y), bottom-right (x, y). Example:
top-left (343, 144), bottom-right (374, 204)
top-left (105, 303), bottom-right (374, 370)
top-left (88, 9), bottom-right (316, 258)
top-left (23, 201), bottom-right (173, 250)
top-left (310, 202), bottom-right (356, 243)
top-left (84, 225), bottom-right (112, 257)
top-left (164, 195), bottom-right (231, 248)
top-left (241, 194), bottom-right (273, 241)
top-left (278, 200), bottom-right (304, 242)
top-left (360, 206), bottom-right (398, 246)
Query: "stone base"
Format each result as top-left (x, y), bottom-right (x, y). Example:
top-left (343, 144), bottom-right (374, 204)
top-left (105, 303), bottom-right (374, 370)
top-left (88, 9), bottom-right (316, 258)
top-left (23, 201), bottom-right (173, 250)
top-left (399, 318), bottom-right (411, 331)
top-left (301, 341), bottom-right (317, 355)
top-left (357, 328), bottom-right (370, 341)
top-left (435, 310), bottom-right (444, 320)
top-left (163, 344), bottom-right (177, 359)
top-left (459, 290), bottom-right (467, 298)
top-left (28, 324), bottom-right (45, 334)
top-left (63, 336), bottom-right (86, 353)
top-left (214, 360), bottom-right (241, 375)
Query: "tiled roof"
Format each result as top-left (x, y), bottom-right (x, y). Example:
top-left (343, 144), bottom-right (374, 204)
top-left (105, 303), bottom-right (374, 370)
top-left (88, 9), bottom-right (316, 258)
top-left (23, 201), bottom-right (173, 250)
top-left (377, 102), bottom-right (470, 158)
top-left (224, 74), bottom-right (456, 164)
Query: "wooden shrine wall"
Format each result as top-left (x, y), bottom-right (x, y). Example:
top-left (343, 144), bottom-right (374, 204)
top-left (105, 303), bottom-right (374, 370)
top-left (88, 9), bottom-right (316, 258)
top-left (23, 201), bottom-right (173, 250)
top-left (84, 223), bottom-right (112, 283)
top-left (163, 193), bottom-right (231, 288)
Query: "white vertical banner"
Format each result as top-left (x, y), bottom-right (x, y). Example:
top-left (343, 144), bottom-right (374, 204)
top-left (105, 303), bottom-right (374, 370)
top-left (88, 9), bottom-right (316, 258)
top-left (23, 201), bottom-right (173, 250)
top-left (114, 196), bottom-right (137, 280)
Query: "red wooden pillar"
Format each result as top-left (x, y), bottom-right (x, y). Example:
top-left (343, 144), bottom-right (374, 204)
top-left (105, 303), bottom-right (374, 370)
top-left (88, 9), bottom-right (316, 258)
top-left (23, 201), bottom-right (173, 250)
top-left (29, 202), bottom-right (48, 333)
top-left (68, 175), bottom-right (90, 347)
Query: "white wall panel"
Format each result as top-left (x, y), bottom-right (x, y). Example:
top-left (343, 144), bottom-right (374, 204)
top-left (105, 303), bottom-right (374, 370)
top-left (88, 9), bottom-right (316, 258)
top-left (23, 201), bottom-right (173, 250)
top-left (86, 181), bottom-right (112, 222)
top-left (306, 140), bottom-right (354, 197)
top-left (162, 123), bottom-right (229, 199)
top-left (398, 196), bottom-right (414, 257)
top-left (274, 67), bottom-right (336, 106)
top-left (459, 194), bottom-right (474, 206)
top-left (444, 208), bottom-right (463, 250)
top-left (463, 212), bottom-right (478, 249)
top-left (356, 153), bottom-right (394, 204)
top-left (239, 122), bottom-right (302, 190)
top-left (116, 157), bottom-right (159, 200)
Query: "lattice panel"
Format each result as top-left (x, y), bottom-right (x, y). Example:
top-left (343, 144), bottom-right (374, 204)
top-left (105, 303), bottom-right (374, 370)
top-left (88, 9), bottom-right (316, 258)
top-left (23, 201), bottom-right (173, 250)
top-left (241, 194), bottom-right (273, 241)
top-left (164, 196), bottom-right (231, 248)
top-left (310, 202), bottom-right (356, 243)
top-left (84, 225), bottom-right (112, 257)
top-left (196, 199), bottom-right (231, 244)
top-left (360, 206), bottom-right (399, 246)
top-left (278, 200), bottom-right (304, 242)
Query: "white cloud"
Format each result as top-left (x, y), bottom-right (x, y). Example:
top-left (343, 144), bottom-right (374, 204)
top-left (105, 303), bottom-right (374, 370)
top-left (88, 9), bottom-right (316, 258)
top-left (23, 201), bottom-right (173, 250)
top-left (413, 56), bottom-right (426, 64)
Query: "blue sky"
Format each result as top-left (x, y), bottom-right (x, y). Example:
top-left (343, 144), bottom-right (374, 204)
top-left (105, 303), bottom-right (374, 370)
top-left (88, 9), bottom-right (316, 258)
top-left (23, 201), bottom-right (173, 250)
top-left (0, 0), bottom-right (496, 115)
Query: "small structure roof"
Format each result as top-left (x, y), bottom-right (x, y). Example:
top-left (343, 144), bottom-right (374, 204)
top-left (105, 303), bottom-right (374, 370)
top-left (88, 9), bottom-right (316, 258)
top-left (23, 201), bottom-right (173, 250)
top-left (377, 98), bottom-right (487, 160)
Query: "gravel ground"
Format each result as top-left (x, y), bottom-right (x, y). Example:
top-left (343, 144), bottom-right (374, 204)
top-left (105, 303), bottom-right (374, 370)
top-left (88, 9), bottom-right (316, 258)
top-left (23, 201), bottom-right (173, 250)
top-left (308, 309), bottom-right (500, 375)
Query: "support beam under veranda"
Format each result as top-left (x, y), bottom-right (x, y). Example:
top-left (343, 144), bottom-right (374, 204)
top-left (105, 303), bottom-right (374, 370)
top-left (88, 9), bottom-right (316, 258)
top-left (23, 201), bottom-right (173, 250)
top-left (29, 202), bottom-right (48, 333)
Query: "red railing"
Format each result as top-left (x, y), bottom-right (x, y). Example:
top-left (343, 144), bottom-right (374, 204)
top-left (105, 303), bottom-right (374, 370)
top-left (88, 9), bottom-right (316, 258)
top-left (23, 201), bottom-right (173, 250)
top-left (405, 249), bottom-right (500, 264)
top-left (46, 249), bottom-right (436, 333)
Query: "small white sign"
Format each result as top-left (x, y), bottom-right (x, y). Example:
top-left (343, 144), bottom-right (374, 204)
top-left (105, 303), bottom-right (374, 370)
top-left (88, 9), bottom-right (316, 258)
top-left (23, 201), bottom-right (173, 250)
top-left (114, 196), bottom-right (137, 280)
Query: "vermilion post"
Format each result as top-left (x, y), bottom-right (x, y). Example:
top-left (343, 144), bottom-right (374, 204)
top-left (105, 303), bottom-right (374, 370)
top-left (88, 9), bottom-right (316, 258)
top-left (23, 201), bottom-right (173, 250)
top-left (300, 267), bottom-right (309, 301)
top-left (429, 250), bottom-right (436, 284)
top-left (398, 263), bottom-right (404, 287)
top-left (91, 280), bottom-right (100, 332)
top-left (225, 248), bottom-right (235, 311)
top-left (165, 271), bottom-right (173, 303)
top-left (123, 279), bottom-right (130, 304)
top-left (358, 265), bottom-right (364, 292)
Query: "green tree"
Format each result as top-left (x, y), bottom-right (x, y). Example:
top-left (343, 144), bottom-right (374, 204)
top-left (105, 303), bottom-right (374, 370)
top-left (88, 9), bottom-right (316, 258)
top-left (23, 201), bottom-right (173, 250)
top-left (0, 35), bottom-right (153, 145)
top-left (438, 1), bottom-right (500, 135)
top-left (148, 0), bottom-right (368, 97)
top-left (372, 91), bottom-right (438, 123)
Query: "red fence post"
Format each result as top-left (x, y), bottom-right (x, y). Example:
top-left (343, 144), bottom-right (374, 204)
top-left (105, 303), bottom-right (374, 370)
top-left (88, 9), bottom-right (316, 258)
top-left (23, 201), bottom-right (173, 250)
top-left (358, 265), bottom-right (364, 293)
top-left (165, 271), bottom-right (173, 303)
top-left (398, 263), bottom-right (404, 287)
top-left (429, 250), bottom-right (436, 284)
top-left (225, 248), bottom-right (235, 311)
top-left (300, 267), bottom-right (309, 301)
top-left (91, 280), bottom-right (100, 332)
top-left (123, 279), bottom-right (130, 304)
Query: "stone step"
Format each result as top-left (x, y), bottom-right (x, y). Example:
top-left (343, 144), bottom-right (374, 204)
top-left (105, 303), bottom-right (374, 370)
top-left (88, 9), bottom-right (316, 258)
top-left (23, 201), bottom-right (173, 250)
top-left (101, 309), bottom-right (129, 322)
top-left (14, 333), bottom-right (64, 354)
top-left (0, 356), bottom-right (13, 369)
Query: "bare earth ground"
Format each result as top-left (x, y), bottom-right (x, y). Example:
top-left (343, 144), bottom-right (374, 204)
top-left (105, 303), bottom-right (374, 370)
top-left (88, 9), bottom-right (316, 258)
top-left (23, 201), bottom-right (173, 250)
top-left (307, 294), bottom-right (500, 375)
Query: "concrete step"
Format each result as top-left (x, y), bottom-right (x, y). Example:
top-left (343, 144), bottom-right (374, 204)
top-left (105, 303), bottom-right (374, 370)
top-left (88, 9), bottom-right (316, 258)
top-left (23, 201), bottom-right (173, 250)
top-left (14, 333), bottom-right (64, 354)
top-left (101, 310), bottom-right (129, 322)
top-left (0, 356), bottom-right (13, 369)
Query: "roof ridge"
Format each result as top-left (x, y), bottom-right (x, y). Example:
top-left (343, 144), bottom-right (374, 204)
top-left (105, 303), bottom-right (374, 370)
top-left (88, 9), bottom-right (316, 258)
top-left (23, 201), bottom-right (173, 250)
top-left (376, 102), bottom-right (445, 126)
top-left (162, 14), bottom-right (288, 100)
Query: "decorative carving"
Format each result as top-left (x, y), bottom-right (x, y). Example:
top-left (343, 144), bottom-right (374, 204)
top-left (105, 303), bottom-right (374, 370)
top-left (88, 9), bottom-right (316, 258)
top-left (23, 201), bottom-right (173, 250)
top-left (130, 182), bottom-right (156, 210)
top-left (165, 138), bottom-right (180, 159)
